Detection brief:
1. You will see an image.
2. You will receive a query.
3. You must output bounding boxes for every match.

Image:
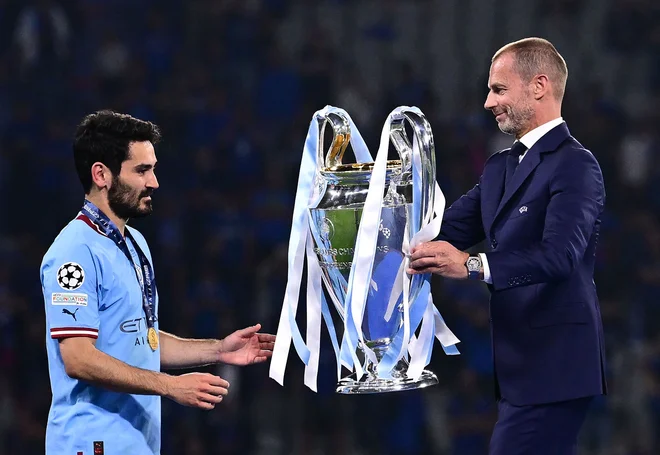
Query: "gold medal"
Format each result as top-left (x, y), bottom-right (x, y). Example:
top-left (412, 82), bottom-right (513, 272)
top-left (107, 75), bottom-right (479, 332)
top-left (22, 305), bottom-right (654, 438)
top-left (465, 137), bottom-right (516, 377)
top-left (147, 327), bottom-right (159, 351)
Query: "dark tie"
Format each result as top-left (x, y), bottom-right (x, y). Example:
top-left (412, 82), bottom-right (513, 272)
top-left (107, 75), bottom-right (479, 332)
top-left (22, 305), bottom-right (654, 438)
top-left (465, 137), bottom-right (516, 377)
top-left (505, 141), bottom-right (527, 186)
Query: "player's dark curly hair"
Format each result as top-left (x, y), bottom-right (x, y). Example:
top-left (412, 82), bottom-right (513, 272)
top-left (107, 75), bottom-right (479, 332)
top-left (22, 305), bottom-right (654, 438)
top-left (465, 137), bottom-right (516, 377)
top-left (73, 110), bottom-right (162, 193)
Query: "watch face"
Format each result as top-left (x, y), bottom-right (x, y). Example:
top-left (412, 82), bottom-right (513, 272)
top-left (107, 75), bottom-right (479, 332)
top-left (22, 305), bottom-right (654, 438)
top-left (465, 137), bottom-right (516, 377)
top-left (467, 257), bottom-right (481, 271)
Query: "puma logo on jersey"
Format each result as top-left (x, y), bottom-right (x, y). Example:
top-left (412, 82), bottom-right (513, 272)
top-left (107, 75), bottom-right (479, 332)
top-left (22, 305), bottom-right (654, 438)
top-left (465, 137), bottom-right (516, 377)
top-left (62, 308), bottom-right (79, 321)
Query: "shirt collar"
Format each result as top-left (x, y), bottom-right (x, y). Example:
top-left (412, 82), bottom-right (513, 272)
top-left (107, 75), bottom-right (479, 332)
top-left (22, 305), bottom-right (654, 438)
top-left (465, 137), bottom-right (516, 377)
top-left (518, 117), bottom-right (564, 150)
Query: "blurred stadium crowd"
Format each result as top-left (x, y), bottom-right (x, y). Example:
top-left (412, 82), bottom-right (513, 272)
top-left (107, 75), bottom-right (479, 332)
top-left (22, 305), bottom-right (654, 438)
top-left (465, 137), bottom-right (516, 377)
top-left (1, 0), bottom-right (660, 454)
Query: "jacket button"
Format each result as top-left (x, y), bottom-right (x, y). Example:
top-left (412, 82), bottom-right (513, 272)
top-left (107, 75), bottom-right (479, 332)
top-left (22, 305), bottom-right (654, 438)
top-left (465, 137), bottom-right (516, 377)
top-left (491, 238), bottom-right (498, 249)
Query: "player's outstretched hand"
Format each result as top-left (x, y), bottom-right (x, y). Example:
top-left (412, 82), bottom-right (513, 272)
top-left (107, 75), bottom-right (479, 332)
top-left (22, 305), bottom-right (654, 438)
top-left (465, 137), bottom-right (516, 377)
top-left (218, 323), bottom-right (276, 366)
top-left (165, 372), bottom-right (229, 410)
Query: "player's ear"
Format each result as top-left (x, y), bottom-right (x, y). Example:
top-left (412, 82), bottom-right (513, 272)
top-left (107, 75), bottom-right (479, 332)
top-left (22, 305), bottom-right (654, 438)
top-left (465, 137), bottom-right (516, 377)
top-left (90, 162), bottom-right (112, 190)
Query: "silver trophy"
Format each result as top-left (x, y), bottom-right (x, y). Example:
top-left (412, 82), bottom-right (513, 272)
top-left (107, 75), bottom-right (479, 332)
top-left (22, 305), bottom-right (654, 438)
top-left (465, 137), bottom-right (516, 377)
top-left (308, 108), bottom-right (439, 394)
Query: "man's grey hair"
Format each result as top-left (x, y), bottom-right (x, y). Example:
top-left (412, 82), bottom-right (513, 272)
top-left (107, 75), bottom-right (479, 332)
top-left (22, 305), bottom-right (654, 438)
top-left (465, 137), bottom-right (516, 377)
top-left (493, 37), bottom-right (568, 101)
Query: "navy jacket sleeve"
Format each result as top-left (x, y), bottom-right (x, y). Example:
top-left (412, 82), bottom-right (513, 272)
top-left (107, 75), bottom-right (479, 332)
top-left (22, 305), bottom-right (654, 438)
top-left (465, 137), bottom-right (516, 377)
top-left (437, 178), bottom-right (485, 251)
top-left (485, 149), bottom-right (605, 291)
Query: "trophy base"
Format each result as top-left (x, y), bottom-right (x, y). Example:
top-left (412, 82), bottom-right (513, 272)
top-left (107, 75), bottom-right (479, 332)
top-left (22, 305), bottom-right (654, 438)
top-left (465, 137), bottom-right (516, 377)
top-left (335, 369), bottom-right (438, 394)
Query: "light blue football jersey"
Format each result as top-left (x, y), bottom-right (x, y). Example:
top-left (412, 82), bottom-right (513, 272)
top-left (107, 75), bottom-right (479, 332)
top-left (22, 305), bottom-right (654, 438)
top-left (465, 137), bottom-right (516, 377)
top-left (41, 214), bottom-right (161, 455)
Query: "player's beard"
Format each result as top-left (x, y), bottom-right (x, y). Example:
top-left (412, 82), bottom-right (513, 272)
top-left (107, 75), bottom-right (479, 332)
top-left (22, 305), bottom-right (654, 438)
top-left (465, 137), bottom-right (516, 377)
top-left (108, 176), bottom-right (153, 221)
top-left (497, 94), bottom-right (535, 137)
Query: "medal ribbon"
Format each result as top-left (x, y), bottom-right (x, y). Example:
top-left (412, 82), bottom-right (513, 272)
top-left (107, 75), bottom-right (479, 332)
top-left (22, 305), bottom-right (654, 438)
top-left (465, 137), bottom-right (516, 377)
top-left (80, 200), bottom-right (157, 332)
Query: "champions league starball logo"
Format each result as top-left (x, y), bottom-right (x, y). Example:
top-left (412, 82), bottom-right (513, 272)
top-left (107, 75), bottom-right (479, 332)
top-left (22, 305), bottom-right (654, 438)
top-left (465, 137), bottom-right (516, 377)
top-left (56, 262), bottom-right (85, 291)
top-left (319, 217), bottom-right (335, 242)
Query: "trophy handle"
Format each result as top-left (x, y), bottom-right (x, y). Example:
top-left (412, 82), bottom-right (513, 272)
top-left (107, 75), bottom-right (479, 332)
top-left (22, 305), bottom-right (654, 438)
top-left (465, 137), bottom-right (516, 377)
top-left (389, 109), bottom-right (437, 227)
top-left (317, 111), bottom-right (352, 169)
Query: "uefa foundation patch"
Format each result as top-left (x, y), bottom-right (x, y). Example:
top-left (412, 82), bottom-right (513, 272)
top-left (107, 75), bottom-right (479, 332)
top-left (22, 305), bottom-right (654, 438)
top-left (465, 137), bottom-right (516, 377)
top-left (51, 292), bottom-right (88, 306)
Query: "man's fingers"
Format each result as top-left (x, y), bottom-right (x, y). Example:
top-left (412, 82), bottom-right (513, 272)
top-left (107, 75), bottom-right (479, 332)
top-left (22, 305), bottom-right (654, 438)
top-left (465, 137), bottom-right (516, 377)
top-left (410, 248), bottom-right (443, 262)
top-left (257, 333), bottom-right (276, 343)
top-left (237, 324), bottom-right (261, 338)
top-left (409, 256), bottom-right (442, 269)
top-left (197, 400), bottom-right (216, 410)
top-left (409, 248), bottom-right (432, 261)
top-left (410, 241), bottom-right (451, 259)
top-left (206, 374), bottom-right (230, 388)
top-left (408, 266), bottom-right (440, 275)
top-left (205, 385), bottom-right (229, 396)
top-left (199, 393), bottom-right (223, 405)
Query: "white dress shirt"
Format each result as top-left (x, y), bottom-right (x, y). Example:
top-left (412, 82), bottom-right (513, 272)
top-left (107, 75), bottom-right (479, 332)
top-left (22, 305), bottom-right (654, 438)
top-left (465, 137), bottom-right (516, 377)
top-left (479, 117), bottom-right (564, 283)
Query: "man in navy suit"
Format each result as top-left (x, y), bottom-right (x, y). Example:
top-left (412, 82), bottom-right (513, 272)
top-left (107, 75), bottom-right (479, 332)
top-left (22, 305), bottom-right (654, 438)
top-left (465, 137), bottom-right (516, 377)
top-left (409, 37), bottom-right (607, 454)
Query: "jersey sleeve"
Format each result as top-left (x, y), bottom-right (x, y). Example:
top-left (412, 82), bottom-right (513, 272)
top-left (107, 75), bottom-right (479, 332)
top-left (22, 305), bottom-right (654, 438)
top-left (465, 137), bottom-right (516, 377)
top-left (42, 243), bottom-right (101, 340)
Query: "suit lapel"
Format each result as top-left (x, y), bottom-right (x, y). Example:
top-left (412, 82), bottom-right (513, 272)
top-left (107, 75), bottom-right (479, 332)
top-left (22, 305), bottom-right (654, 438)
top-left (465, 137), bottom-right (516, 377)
top-left (493, 149), bottom-right (541, 221)
top-left (490, 123), bottom-right (571, 227)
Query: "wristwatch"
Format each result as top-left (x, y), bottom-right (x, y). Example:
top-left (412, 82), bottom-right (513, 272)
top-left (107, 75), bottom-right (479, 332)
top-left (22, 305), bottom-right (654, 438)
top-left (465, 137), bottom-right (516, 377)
top-left (465, 255), bottom-right (482, 280)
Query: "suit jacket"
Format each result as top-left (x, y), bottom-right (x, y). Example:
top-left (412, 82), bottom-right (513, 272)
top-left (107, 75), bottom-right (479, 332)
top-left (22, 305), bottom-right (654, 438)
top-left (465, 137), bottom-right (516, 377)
top-left (439, 123), bottom-right (607, 406)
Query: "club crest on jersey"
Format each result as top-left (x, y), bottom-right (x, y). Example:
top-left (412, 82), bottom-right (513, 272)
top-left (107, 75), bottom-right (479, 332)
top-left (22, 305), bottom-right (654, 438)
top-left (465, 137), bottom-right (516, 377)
top-left (57, 262), bottom-right (85, 291)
